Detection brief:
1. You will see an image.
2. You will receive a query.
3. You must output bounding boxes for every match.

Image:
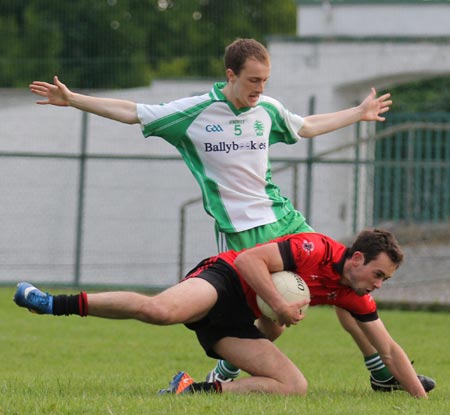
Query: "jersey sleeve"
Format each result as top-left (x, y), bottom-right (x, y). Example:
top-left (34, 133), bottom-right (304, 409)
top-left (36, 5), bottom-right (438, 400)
top-left (351, 310), bottom-right (379, 322)
top-left (277, 240), bottom-right (296, 270)
top-left (335, 291), bottom-right (379, 322)
top-left (136, 94), bottom-right (211, 146)
top-left (258, 96), bottom-right (304, 145)
top-left (277, 234), bottom-right (328, 273)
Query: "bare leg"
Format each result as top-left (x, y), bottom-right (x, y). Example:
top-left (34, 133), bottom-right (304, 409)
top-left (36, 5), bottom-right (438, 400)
top-left (87, 278), bottom-right (218, 325)
top-left (215, 337), bottom-right (307, 395)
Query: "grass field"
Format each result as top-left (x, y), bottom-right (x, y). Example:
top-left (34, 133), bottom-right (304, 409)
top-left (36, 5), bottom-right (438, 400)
top-left (1, 285), bottom-right (449, 415)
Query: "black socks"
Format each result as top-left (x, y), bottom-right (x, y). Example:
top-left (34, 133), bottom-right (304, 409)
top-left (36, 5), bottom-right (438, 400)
top-left (52, 292), bottom-right (88, 316)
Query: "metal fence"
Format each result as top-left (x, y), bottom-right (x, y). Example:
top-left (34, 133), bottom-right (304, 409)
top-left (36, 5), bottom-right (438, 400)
top-left (374, 114), bottom-right (450, 224)
top-left (1, 114), bottom-right (449, 298)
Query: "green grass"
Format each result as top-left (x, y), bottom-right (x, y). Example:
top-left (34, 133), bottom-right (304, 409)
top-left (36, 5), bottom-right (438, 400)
top-left (1, 286), bottom-right (449, 415)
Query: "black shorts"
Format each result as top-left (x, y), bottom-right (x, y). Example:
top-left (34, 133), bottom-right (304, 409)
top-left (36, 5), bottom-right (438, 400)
top-left (184, 258), bottom-right (266, 359)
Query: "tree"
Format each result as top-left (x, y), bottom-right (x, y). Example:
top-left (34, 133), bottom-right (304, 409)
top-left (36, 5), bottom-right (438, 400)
top-left (387, 76), bottom-right (450, 113)
top-left (24, 0), bottom-right (149, 88)
top-left (0, 0), bottom-right (297, 87)
top-left (144, 0), bottom-right (297, 77)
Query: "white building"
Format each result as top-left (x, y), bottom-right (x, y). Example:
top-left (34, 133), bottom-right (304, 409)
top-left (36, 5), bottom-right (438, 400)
top-left (267, 0), bottom-right (450, 237)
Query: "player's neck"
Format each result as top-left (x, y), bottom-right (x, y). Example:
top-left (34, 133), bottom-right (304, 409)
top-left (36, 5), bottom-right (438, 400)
top-left (221, 83), bottom-right (240, 108)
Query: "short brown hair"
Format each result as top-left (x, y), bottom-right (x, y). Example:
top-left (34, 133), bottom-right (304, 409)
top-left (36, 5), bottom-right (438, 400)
top-left (348, 229), bottom-right (404, 268)
top-left (224, 38), bottom-right (270, 75)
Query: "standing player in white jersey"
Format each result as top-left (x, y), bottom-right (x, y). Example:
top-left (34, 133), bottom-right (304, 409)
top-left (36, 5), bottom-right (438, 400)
top-left (29, 38), bottom-right (420, 392)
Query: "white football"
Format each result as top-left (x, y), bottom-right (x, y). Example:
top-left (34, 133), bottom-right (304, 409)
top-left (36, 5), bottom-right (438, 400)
top-left (256, 271), bottom-right (310, 321)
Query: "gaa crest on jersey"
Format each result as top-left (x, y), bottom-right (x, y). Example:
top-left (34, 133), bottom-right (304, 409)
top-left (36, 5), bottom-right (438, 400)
top-left (205, 124), bottom-right (224, 132)
top-left (254, 120), bottom-right (264, 136)
top-left (302, 240), bottom-right (315, 255)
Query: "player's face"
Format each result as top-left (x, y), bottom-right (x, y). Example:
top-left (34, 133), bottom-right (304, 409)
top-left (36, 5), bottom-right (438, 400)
top-left (226, 57), bottom-right (271, 109)
top-left (344, 252), bottom-right (397, 296)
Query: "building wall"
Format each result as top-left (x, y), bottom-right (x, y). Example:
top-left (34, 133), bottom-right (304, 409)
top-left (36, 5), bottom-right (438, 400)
top-left (2, 1), bottom-right (450, 286)
top-left (297, 2), bottom-right (450, 37)
top-left (267, 0), bottom-right (450, 237)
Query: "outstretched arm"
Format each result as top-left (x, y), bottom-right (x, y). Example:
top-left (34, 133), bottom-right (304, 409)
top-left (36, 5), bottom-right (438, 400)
top-left (29, 75), bottom-right (139, 124)
top-left (359, 318), bottom-right (427, 398)
top-left (299, 88), bottom-right (391, 138)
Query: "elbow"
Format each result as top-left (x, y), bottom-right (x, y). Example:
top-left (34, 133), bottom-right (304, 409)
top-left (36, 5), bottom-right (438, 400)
top-left (299, 120), bottom-right (316, 138)
top-left (298, 127), bottom-right (316, 139)
top-left (120, 103), bottom-right (140, 124)
top-left (121, 114), bottom-right (140, 125)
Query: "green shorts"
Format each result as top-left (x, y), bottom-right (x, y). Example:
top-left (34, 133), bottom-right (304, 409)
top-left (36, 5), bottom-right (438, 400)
top-left (215, 210), bottom-right (314, 252)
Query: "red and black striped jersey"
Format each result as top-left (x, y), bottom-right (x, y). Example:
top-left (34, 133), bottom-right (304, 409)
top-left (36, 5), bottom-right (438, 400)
top-left (218, 232), bottom-right (378, 322)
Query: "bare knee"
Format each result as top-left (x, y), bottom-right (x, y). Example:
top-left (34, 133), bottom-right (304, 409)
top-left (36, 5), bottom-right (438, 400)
top-left (273, 367), bottom-right (308, 395)
top-left (285, 373), bottom-right (308, 396)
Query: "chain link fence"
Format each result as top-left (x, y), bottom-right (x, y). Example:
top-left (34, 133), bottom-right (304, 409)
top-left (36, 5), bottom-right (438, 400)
top-left (1, 104), bottom-right (449, 308)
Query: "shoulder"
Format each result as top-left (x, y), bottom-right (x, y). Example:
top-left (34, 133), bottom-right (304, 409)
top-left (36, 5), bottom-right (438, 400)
top-left (257, 95), bottom-right (286, 113)
top-left (257, 95), bottom-right (304, 139)
top-left (284, 232), bottom-right (332, 257)
top-left (137, 93), bottom-right (212, 124)
top-left (139, 92), bottom-right (211, 112)
top-left (337, 290), bottom-right (378, 318)
top-left (285, 233), bottom-right (345, 267)
top-left (288, 232), bottom-right (341, 251)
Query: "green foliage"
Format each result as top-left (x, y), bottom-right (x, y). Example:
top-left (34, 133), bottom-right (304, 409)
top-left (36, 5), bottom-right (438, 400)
top-left (1, 286), bottom-right (449, 415)
top-left (1, 0), bottom-right (448, 107)
top-left (0, 0), bottom-right (296, 88)
top-left (386, 76), bottom-right (450, 113)
top-left (0, 16), bottom-right (22, 87)
top-left (143, 0), bottom-right (296, 78)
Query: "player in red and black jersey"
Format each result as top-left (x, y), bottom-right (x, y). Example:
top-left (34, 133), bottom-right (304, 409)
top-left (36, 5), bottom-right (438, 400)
top-left (218, 232), bottom-right (379, 321)
top-left (14, 229), bottom-right (434, 397)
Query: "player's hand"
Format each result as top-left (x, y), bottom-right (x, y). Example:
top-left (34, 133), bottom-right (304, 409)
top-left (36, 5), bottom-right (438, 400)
top-left (359, 87), bottom-right (392, 122)
top-left (275, 298), bottom-right (310, 327)
top-left (29, 75), bottom-right (71, 107)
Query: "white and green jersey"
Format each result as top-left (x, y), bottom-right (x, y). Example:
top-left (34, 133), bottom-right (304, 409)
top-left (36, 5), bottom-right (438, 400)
top-left (137, 82), bottom-right (304, 233)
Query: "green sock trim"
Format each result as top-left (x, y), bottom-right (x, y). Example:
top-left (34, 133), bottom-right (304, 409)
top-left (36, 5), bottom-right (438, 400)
top-left (364, 353), bottom-right (393, 381)
top-left (216, 360), bottom-right (240, 378)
